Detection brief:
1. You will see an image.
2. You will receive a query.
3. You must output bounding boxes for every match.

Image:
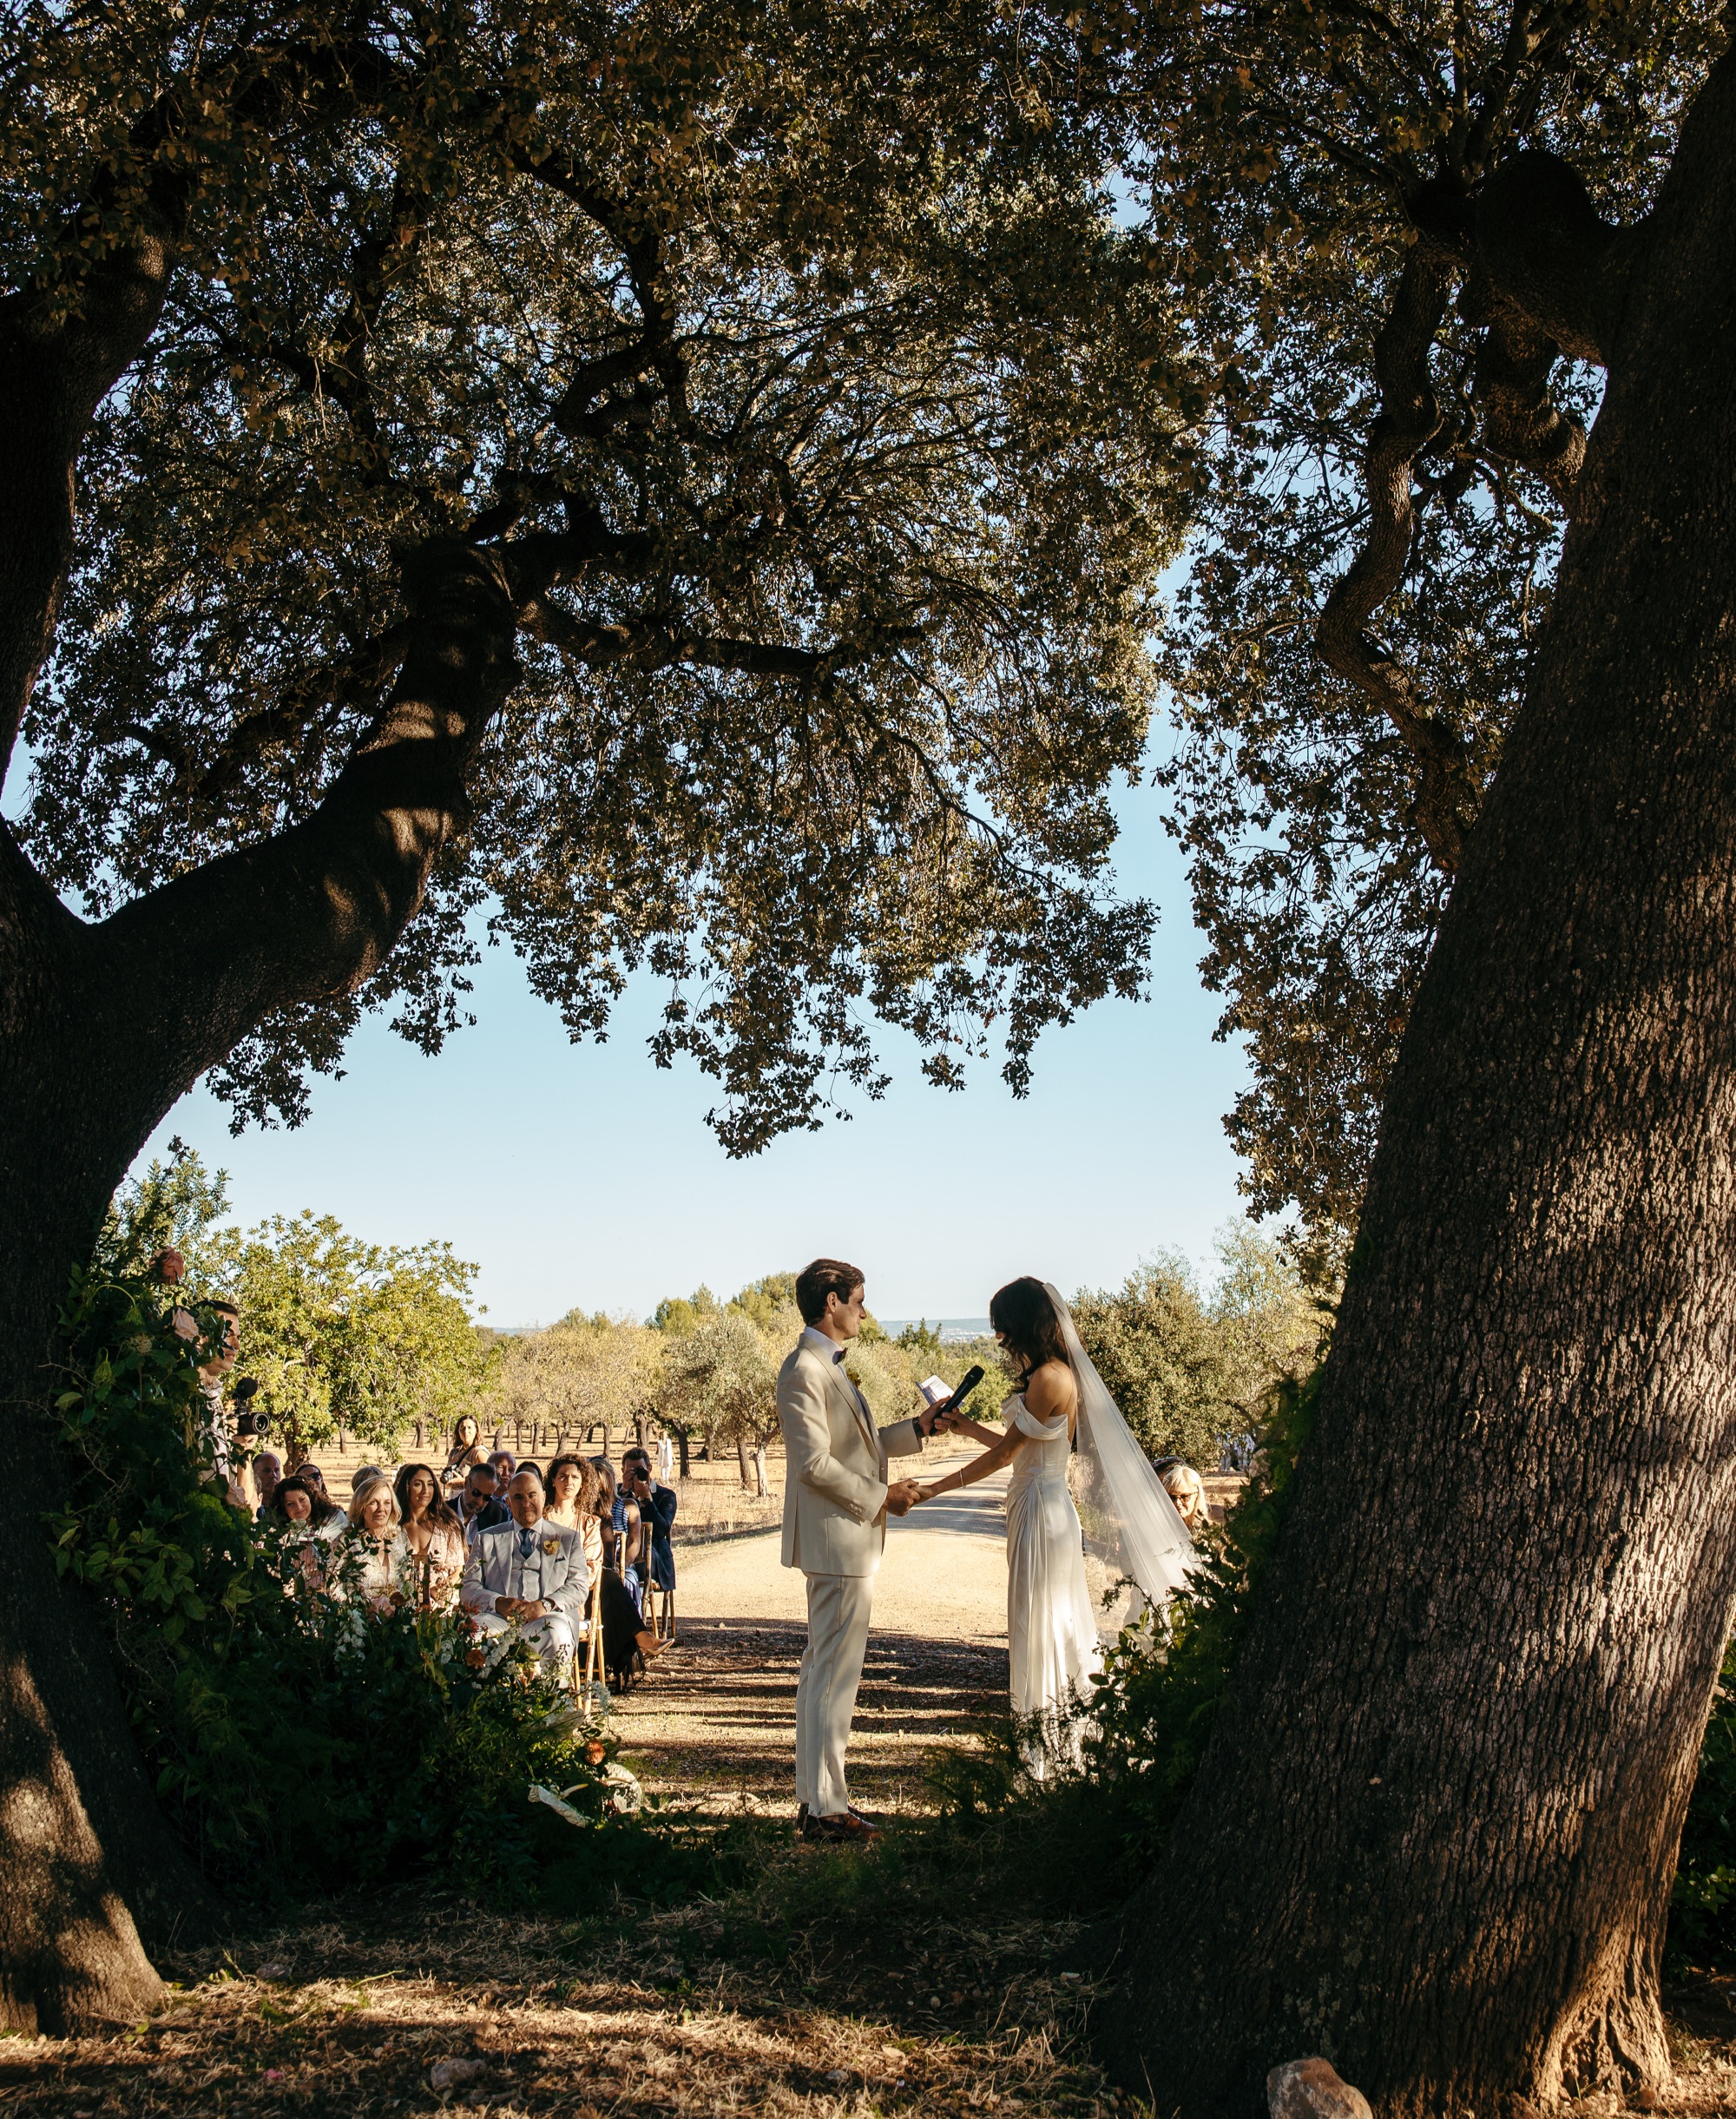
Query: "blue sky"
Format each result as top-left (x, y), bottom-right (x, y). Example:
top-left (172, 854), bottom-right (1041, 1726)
top-left (10, 753), bottom-right (1254, 1326)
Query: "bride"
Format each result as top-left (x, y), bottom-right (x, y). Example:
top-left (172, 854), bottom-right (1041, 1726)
top-left (914, 1276), bottom-right (1200, 1773)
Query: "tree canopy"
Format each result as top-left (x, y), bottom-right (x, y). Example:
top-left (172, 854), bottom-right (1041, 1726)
top-left (1126, 0), bottom-right (1720, 1238)
top-left (1072, 1228), bottom-right (1315, 1467)
top-left (207, 1210), bottom-right (493, 1456)
top-left (92, 1135), bottom-right (232, 1280)
top-left (5, 0), bottom-right (1197, 1155)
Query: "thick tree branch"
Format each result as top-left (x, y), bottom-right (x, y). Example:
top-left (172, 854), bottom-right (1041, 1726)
top-left (95, 543), bottom-right (516, 1106)
top-left (1316, 240), bottom-right (1480, 875)
top-left (0, 34), bottom-right (407, 774)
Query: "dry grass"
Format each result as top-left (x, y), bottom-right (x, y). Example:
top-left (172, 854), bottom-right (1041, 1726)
top-left (10, 1880), bottom-right (1736, 2119)
top-left (0, 1872), bottom-right (1130, 2119)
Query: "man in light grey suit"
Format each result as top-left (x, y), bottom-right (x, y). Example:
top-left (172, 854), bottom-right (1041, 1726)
top-left (779, 1257), bottom-right (938, 1844)
top-left (462, 1469), bottom-right (589, 1671)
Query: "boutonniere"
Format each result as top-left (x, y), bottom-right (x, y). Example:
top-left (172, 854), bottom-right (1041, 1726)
top-left (541, 1537), bottom-right (560, 1556)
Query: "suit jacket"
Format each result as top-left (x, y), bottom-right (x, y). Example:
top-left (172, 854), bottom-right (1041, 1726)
top-left (639, 1479), bottom-right (678, 1589)
top-left (462, 1518), bottom-right (589, 1627)
top-left (779, 1332), bottom-right (924, 1576)
top-left (457, 1495), bottom-right (510, 1548)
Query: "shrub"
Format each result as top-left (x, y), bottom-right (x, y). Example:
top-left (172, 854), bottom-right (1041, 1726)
top-left (1074, 1364), bottom-right (1321, 1872)
top-left (1671, 1639), bottom-right (1736, 1968)
top-left (48, 1265), bottom-right (614, 1905)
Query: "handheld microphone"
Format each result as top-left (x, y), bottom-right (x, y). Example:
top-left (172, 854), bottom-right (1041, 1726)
top-left (927, 1365), bottom-right (984, 1430)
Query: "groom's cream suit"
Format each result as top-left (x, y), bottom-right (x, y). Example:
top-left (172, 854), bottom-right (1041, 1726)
top-left (779, 1326), bottom-right (924, 1817)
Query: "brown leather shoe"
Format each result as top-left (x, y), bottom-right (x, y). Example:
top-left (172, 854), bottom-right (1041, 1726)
top-left (811, 1810), bottom-right (880, 1846)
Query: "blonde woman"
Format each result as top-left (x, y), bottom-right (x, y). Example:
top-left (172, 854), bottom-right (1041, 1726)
top-left (1155, 1460), bottom-right (1211, 1537)
top-left (328, 1473), bottom-right (411, 1615)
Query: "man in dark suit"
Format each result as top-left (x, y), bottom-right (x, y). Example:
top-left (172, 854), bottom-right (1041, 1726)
top-left (622, 1445), bottom-right (677, 1596)
top-left (454, 1463), bottom-right (510, 1546)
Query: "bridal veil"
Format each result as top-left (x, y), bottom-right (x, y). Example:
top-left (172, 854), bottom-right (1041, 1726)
top-left (1042, 1282), bottom-right (1202, 1616)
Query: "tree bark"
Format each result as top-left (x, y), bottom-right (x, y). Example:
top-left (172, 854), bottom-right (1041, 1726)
top-left (1103, 49), bottom-right (1736, 2114)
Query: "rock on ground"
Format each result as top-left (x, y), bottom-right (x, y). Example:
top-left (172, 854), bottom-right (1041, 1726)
top-left (1268, 2056), bottom-right (1375, 2119)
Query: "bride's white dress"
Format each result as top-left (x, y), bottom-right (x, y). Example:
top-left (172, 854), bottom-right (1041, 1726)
top-left (1004, 1393), bottom-right (1101, 1774)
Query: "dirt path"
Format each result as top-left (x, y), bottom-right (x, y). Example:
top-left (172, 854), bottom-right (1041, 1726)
top-left (613, 1443), bottom-right (1014, 1814)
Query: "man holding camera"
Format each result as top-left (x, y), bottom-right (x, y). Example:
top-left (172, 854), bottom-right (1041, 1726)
top-left (621, 1444), bottom-right (677, 1607)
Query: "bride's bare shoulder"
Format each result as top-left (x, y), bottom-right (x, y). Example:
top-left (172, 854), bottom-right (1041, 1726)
top-left (1024, 1359), bottom-right (1076, 1418)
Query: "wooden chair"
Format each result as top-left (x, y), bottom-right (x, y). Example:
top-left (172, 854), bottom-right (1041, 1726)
top-left (569, 1570), bottom-right (609, 1717)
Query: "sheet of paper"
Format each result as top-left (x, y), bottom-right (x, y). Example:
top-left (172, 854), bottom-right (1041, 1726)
top-left (918, 1374), bottom-right (951, 1405)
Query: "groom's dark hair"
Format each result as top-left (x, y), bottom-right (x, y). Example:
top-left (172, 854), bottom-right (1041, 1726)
top-left (796, 1258), bottom-right (865, 1325)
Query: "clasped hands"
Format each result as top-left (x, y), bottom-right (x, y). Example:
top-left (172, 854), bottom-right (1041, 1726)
top-left (494, 1595), bottom-right (549, 1622)
top-left (885, 1402), bottom-right (958, 1514)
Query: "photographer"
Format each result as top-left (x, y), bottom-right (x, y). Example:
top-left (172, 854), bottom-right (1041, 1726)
top-left (621, 1444), bottom-right (677, 1606)
top-left (158, 1267), bottom-right (251, 1508)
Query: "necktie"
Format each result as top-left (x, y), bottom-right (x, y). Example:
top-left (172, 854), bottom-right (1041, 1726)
top-left (833, 1349), bottom-right (845, 1365)
top-left (518, 1528), bottom-right (535, 1562)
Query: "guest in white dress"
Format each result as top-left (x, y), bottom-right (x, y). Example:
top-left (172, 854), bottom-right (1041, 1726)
top-left (324, 1473), bottom-right (411, 1615)
top-left (915, 1279), bottom-right (1101, 1773)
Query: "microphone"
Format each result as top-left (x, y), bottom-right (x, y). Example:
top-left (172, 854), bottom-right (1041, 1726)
top-left (926, 1366), bottom-right (984, 1431)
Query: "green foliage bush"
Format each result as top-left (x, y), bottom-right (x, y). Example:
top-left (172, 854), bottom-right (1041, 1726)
top-left (1074, 1365), bottom-right (1321, 1869)
top-left (1670, 1640), bottom-right (1736, 1969)
top-left (48, 1265), bottom-right (615, 1905)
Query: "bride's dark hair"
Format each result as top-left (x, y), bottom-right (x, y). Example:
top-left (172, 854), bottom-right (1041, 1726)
top-left (989, 1277), bottom-right (1069, 1379)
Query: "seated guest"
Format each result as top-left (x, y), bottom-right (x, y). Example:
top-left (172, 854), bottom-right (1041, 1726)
top-left (589, 1457), bottom-right (644, 1609)
top-left (394, 1462), bottom-right (466, 1606)
top-left (292, 1461), bottom-right (335, 1509)
top-left (544, 1456), bottom-right (666, 1681)
top-left (253, 1451), bottom-right (283, 1516)
top-left (454, 1464), bottom-right (510, 1545)
top-left (621, 1445), bottom-right (677, 1601)
top-left (268, 1474), bottom-right (345, 1542)
top-left (441, 1413), bottom-right (486, 1491)
top-left (461, 1470), bottom-right (588, 1672)
top-left (326, 1472), bottom-right (410, 1613)
top-left (488, 1448), bottom-right (516, 1494)
top-left (589, 1458), bottom-right (621, 1570)
top-left (350, 1462), bottom-right (385, 1497)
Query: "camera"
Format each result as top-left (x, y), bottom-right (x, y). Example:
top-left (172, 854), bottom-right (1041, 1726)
top-left (231, 1376), bottom-right (272, 1441)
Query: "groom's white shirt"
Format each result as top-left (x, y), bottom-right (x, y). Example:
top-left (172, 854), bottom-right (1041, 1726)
top-left (779, 1326), bottom-right (924, 1576)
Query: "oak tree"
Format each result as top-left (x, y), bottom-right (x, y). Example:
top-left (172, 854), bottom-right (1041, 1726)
top-left (0, 0), bottom-right (1189, 2030)
top-left (1096, 6), bottom-right (1736, 2110)
top-left (1140, 0), bottom-right (1718, 1240)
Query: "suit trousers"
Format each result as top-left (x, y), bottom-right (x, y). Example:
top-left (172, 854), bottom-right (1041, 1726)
top-left (795, 1570), bottom-right (876, 1817)
top-left (473, 1609), bottom-right (576, 1671)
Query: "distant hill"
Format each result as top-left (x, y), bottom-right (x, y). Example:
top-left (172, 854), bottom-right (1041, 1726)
top-left (879, 1318), bottom-right (994, 1344)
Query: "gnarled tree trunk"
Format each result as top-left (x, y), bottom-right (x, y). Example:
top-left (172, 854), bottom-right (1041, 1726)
top-left (1104, 48), bottom-right (1736, 2115)
top-left (0, 153), bottom-right (521, 2019)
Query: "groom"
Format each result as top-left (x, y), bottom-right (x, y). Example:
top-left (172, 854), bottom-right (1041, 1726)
top-left (779, 1257), bottom-right (937, 1844)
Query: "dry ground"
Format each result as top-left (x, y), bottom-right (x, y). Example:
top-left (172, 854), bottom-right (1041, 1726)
top-left (10, 1455), bottom-right (1736, 2116)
